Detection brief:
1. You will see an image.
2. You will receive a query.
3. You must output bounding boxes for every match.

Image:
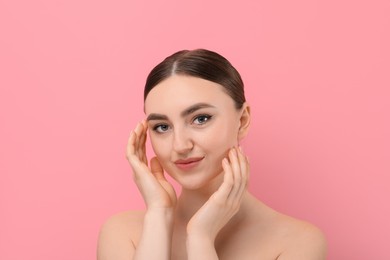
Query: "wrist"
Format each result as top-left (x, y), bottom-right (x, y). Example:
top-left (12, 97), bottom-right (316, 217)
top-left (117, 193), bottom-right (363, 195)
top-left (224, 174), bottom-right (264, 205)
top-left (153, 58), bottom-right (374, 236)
top-left (135, 208), bottom-right (174, 260)
top-left (186, 234), bottom-right (217, 260)
top-left (187, 225), bottom-right (217, 242)
top-left (145, 207), bottom-right (175, 223)
top-left (186, 233), bottom-right (215, 247)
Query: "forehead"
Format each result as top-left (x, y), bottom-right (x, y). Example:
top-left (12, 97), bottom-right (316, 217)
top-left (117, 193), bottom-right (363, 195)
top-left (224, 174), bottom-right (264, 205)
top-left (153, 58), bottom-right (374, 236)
top-left (144, 75), bottom-right (235, 115)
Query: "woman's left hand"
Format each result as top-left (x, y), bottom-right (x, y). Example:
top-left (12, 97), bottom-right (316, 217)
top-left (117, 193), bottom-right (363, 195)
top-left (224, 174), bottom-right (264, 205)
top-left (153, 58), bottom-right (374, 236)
top-left (186, 147), bottom-right (250, 242)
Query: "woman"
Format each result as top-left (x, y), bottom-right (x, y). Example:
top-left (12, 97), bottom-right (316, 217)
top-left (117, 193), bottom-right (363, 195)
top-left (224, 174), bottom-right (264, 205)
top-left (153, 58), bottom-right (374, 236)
top-left (97, 49), bottom-right (327, 260)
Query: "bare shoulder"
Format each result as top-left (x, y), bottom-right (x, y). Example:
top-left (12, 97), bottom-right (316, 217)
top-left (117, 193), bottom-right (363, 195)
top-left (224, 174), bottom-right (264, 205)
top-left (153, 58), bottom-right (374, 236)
top-left (230, 196), bottom-right (327, 260)
top-left (274, 213), bottom-right (327, 260)
top-left (98, 210), bottom-right (145, 239)
top-left (97, 210), bottom-right (145, 260)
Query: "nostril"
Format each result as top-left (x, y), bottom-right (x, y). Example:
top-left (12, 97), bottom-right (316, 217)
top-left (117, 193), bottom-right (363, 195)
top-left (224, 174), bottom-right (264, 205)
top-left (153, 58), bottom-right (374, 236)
top-left (173, 138), bottom-right (193, 153)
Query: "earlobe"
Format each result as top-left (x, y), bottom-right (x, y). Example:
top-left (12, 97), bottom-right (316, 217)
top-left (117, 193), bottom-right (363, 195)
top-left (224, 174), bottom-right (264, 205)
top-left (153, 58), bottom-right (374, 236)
top-left (238, 103), bottom-right (251, 140)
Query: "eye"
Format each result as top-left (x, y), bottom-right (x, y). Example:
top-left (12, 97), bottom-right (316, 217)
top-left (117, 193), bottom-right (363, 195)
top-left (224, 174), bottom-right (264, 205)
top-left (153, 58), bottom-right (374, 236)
top-left (153, 124), bottom-right (171, 133)
top-left (193, 115), bottom-right (212, 125)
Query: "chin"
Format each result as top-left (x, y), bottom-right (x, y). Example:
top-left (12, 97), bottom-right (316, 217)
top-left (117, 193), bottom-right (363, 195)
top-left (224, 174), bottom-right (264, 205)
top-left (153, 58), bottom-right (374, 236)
top-left (172, 170), bottom-right (224, 192)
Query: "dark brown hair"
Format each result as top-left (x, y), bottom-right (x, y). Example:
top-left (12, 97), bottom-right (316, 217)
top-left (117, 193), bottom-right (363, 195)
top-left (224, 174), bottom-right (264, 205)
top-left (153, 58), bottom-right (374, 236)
top-left (144, 49), bottom-right (246, 109)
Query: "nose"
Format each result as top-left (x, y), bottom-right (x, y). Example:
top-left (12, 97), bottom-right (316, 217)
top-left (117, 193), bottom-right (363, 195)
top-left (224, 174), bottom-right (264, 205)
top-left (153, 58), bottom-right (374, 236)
top-left (172, 128), bottom-right (193, 155)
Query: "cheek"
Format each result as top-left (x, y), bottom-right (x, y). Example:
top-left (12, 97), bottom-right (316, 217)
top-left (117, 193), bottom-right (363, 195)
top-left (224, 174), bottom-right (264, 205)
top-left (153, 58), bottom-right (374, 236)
top-left (200, 120), bottom-right (239, 154)
top-left (149, 134), bottom-right (176, 175)
top-left (149, 134), bottom-right (170, 159)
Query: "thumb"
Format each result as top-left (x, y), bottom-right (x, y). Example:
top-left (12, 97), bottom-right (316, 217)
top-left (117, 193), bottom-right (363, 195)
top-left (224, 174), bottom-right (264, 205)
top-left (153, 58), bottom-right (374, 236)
top-left (150, 157), bottom-right (165, 180)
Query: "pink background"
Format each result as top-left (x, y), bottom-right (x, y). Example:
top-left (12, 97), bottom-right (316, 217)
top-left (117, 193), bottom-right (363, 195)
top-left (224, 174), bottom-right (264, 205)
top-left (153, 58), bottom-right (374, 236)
top-left (1, 0), bottom-right (389, 259)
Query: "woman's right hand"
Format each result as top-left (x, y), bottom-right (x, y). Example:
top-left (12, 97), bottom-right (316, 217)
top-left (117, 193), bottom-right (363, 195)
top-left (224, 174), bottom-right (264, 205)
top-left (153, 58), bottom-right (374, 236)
top-left (126, 120), bottom-right (177, 209)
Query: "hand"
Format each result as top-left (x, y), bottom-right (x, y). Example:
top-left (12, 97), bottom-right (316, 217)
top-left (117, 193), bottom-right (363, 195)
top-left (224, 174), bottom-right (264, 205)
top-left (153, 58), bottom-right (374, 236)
top-left (126, 120), bottom-right (177, 209)
top-left (186, 147), bottom-right (249, 241)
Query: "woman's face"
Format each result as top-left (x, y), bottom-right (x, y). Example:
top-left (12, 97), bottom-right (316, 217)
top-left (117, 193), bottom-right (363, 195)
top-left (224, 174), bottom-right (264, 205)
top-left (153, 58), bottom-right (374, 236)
top-left (144, 75), bottom-right (247, 190)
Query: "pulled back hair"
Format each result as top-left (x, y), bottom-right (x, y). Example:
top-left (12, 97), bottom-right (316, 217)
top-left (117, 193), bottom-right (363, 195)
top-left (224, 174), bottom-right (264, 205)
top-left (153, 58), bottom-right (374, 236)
top-left (144, 49), bottom-right (246, 109)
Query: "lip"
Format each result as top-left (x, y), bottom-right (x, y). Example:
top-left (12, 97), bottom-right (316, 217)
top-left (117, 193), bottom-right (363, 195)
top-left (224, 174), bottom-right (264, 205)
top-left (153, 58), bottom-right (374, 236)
top-left (174, 157), bottom-right (204, 170)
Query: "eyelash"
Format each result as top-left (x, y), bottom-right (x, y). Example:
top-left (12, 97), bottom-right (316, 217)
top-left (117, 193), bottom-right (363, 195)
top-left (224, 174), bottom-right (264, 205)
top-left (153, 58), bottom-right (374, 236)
top-left (192, 114), bottom-right (212, 125)
top-left (152, 114), bottom-right (213, 133)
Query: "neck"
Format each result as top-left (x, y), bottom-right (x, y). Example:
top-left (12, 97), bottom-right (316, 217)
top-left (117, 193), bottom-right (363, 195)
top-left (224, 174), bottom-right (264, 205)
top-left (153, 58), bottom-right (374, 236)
top-left (175, 172), bottom-right (223, 222)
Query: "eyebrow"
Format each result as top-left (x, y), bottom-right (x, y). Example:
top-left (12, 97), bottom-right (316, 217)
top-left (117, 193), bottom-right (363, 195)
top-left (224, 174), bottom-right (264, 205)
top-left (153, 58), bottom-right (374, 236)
top-left (146, 103), bottom-right (216, 121)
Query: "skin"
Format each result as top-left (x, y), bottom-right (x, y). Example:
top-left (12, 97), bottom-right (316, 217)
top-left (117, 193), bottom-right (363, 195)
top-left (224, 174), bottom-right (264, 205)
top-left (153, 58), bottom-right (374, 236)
top-left (97, 75), bottom-right (327, 260)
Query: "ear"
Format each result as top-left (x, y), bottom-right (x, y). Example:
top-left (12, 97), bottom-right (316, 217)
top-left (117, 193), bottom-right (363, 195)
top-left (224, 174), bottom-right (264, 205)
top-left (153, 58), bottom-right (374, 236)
top-left (238, 103), bottom-right (251, 141)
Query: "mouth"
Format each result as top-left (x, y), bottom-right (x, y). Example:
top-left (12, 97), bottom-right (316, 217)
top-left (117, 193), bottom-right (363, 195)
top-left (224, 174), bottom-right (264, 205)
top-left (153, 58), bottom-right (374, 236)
top-left (174, 157), bottom-right (204, 170)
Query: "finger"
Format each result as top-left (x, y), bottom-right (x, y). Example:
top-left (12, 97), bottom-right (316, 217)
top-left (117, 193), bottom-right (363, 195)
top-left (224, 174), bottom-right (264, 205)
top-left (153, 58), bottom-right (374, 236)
top-left (126, 129), bottom-right (146, 173)
top-left (237, 147), bottom-right (249, 199)
top-left (237, 147), bottom-right (247, 178)
top-left (129, 156), bottom-right (150, 182)
top-left (150, 157), bottom-right (165, 180)
top-left (126, 135), bottom-right (150, 181)
top-left (213, 158), bottom-right (234, 202)
top-left (228, 147), bottom-right (241, 200)
top-left (135, 122), bottom-right (146, 159)
top-left (133, 123), bottom-right (142, 157)
top-left (139, 121), bottom-right (148, 164)
top-left (126, 131), bottom-right (136, 160)
top-left (142, 121), bottom-right (149, 164)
